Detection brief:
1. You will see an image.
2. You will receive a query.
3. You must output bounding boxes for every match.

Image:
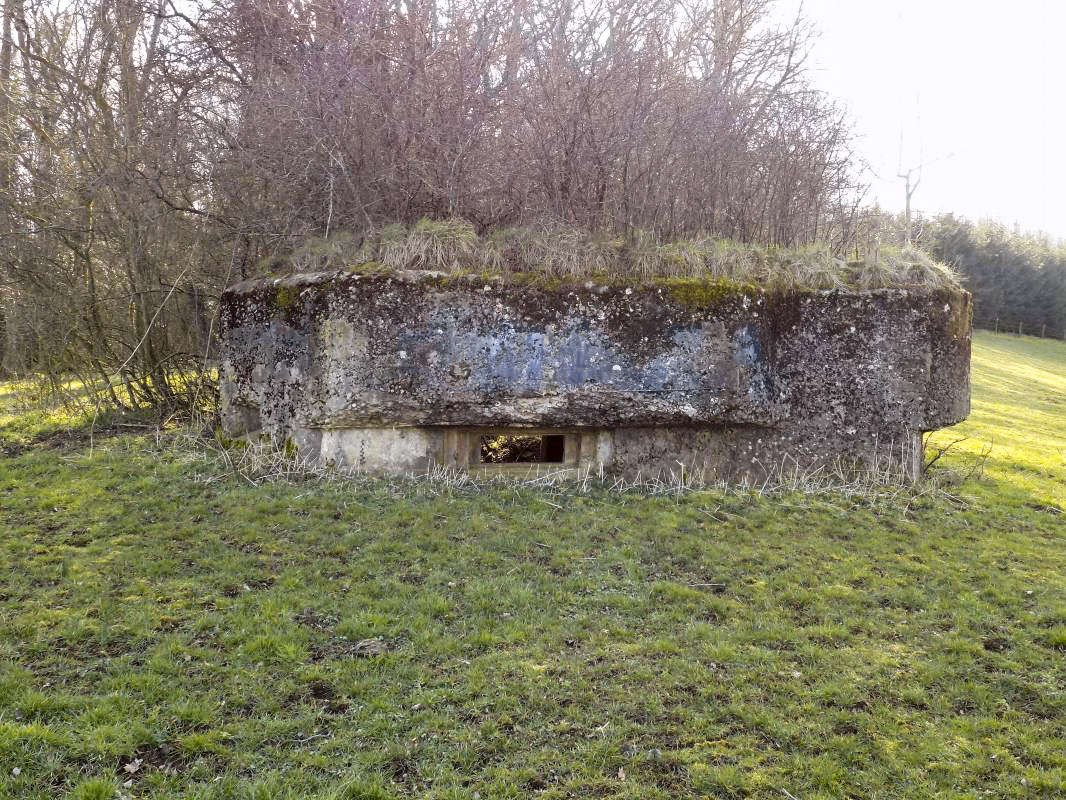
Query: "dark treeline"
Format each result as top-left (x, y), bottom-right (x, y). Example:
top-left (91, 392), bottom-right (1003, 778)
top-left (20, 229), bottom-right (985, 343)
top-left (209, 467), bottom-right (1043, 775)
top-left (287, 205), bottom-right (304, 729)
top-left (869, 212), bottom-right (1066, 340)
top-left (0, 0), bottom-right (863, 409)
top-left (926, 217), bottom-right (1066, 340)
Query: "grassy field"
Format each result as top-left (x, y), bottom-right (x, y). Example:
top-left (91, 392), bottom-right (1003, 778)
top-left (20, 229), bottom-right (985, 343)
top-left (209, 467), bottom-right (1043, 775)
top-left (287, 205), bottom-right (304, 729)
top-left (0, 330), bottom-right (1063, 800)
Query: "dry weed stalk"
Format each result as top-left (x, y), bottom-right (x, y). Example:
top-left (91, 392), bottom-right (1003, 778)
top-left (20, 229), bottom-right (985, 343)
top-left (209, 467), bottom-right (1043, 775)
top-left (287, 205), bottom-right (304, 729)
top-left (187, 429), bottom-right (984, 509)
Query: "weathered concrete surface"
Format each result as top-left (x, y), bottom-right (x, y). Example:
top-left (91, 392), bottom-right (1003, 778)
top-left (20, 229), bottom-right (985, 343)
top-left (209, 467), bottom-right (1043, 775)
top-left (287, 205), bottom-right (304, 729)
top-left (219, 269), bottom-right (971, 482)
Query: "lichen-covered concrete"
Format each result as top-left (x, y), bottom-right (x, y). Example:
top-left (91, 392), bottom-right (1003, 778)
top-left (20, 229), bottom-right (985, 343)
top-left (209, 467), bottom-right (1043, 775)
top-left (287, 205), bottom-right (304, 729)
top-left (219, 268), bottom-right (971, 482)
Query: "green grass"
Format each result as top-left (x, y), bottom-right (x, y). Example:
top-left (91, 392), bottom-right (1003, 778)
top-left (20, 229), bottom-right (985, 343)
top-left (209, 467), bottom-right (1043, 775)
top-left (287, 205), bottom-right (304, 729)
top-left (926, 331), bottom-right (1066, 506)
top-left (0, 330), bottom-right (1064, 799)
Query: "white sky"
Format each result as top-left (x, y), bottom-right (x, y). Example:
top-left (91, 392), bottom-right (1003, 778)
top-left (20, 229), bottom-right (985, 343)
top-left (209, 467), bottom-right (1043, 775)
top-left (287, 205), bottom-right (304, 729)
top-left (774, 0), bottom-right (1066, 239)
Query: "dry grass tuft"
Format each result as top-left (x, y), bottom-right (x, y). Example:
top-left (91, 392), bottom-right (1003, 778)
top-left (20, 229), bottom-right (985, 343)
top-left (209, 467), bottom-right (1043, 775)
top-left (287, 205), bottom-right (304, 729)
top-left (276, 219), bottom-right (963, 291)
top-left (198, 428), bottom-right (982, 504)
top-left (852, 244), bottom-right (961, 291)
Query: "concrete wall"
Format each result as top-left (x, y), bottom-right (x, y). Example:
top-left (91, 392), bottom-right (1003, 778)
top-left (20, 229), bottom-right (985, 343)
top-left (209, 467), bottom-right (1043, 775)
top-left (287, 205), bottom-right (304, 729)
top-left (219, 269), bottom-right (971, 482)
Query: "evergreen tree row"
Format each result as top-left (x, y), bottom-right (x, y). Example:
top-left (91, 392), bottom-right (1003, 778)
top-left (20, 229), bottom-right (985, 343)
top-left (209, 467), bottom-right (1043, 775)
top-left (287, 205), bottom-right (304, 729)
top-left (925, 216), bottom-right (1066, 340)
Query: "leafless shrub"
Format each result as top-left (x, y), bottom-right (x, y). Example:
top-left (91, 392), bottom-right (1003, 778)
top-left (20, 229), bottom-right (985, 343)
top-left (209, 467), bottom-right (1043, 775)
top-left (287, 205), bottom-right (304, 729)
top-left (0, 0), bottom-right (872, 408)
top-left (216, 0), bottom-right (863, 247)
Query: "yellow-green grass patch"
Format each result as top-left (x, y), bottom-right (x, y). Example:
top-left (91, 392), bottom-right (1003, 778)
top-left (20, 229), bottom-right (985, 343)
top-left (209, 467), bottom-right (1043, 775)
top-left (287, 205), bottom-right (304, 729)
top-left (0, 331), bottom-right (1063, 799)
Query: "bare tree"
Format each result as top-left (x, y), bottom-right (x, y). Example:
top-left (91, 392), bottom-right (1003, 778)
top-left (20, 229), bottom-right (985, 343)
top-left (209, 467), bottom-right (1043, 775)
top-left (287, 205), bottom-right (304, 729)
top-left (0, 0), bottom-right (864, 410)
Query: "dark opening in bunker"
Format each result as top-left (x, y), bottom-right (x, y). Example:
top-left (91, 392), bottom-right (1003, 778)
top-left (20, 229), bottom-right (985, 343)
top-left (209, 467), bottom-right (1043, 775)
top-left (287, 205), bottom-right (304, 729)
top-left (480, 434), bottom-right (566, 464)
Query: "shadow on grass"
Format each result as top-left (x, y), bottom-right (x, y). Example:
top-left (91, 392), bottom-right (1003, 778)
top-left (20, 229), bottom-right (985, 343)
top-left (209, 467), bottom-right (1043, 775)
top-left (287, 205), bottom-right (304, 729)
top-left (0, 405), bottom-right (168, 456)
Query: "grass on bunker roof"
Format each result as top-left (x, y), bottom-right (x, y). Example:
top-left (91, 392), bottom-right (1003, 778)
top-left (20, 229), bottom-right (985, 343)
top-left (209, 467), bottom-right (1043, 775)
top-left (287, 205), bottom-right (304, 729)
top-left (269, 220), bottom-right (961, 292)
top-left (0, 330), bottom-right (1064, 800)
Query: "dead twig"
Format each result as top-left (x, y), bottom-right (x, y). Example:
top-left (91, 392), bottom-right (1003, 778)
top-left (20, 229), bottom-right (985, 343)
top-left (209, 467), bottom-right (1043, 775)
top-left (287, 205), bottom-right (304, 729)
top-left (922, 434), bottom-right (969, 473)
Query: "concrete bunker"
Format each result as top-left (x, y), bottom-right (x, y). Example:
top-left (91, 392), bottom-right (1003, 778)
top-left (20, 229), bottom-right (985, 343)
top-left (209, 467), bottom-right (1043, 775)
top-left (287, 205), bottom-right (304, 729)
top-left (219, 269), bottom-right (971, 483)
